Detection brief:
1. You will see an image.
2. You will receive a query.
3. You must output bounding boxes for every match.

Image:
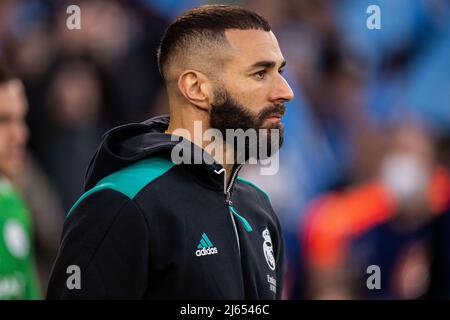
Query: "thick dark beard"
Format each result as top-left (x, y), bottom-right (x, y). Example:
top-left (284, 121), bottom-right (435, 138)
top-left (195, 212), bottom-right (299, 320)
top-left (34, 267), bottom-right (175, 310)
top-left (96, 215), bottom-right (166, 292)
top-left (209, 87), bottom-right (285, 161)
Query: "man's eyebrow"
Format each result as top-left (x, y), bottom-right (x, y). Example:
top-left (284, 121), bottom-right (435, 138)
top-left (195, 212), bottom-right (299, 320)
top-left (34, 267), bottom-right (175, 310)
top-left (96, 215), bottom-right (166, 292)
top-left (249, 60), bottom-right (286, 70)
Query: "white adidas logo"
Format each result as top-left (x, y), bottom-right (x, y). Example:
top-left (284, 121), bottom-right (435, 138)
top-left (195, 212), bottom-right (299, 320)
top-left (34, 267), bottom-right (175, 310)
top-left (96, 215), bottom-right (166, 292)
top-left (195, 233), bottom-right (218, 257)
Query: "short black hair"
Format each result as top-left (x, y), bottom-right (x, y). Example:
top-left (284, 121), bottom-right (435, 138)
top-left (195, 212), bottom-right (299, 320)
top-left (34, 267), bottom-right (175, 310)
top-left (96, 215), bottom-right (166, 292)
top-left (157, 4), bottom-right (271, 81)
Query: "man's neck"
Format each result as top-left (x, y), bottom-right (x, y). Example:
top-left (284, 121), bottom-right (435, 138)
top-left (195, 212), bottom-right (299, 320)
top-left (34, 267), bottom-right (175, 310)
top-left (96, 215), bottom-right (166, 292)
top-left (167, 108), bottom-right (236, 183)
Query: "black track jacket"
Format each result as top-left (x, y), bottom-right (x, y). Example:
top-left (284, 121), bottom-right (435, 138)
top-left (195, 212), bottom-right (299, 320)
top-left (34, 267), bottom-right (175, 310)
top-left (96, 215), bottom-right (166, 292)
top-left (47, 115), bottom-right (285, 300)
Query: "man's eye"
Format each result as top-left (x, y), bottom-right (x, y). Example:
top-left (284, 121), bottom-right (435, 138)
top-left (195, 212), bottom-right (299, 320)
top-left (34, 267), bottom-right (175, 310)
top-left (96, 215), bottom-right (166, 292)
top-left (255, 70), bottom-right (266, 80)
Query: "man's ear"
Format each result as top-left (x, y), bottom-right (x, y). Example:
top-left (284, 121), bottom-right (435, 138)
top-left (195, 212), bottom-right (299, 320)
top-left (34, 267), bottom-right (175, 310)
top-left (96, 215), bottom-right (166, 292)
top-left (177, 70), bottom-right (213, 111)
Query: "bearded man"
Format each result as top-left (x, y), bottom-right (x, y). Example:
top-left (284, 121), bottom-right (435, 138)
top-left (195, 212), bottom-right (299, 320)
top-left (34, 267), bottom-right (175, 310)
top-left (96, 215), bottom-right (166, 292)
top-left (47, 4), bottom-right (294, 300)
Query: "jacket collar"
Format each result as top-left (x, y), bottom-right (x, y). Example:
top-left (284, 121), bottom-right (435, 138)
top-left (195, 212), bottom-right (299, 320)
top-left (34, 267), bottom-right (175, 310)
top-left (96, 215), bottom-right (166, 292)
top-left (85, 115), bottom-right (242, 194)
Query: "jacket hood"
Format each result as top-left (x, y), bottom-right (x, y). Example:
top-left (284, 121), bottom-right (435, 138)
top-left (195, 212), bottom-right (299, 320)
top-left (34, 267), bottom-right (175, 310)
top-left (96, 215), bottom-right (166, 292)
top-left (84, 115), bottom-right (224, 191)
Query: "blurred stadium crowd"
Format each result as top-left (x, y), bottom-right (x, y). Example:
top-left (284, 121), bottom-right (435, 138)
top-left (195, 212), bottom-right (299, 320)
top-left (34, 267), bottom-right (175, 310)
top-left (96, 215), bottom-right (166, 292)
top-left (0, 0), bottom-right (449, 299)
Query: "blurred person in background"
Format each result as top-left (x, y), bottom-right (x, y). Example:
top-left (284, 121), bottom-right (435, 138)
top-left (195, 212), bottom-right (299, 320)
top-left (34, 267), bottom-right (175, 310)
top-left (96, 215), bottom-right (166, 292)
top-left (347, 124), bottom-right (449, 299)
top-left (37, 57), bottom-right (110, 211)
top-left (0, 58), bottom-right (41, 299)
top-left (301, 124), bottom-right (450, 299)
top-left (49, 0), bottom-right (169, 125)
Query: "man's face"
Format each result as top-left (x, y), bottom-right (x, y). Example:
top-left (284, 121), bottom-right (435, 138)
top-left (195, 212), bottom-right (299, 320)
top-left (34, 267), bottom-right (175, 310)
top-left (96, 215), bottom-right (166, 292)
top-left (209, 29), bottom-right (294, 158)
top-left (0, 80), bottom-right (28, 179)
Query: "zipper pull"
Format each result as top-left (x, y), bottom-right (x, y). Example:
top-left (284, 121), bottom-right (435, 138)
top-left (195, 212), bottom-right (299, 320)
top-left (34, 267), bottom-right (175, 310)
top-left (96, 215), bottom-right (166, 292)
top-left (226, 191), bottom-right (232, 206)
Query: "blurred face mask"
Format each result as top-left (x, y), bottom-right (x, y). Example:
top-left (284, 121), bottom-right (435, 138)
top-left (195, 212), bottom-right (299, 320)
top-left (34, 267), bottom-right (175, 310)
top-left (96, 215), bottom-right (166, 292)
top-left (380, 153), bottom-right (430, 203)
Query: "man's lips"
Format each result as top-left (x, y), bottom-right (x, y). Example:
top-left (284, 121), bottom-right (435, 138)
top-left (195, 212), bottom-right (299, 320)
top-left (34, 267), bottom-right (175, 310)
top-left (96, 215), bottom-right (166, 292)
top-left (266, 113), bottom-right (284, 121)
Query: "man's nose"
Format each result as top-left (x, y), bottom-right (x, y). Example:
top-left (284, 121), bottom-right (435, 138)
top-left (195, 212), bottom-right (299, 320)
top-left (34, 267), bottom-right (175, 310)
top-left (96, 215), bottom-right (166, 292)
top-left (270, 74), bottom-right (294, 103)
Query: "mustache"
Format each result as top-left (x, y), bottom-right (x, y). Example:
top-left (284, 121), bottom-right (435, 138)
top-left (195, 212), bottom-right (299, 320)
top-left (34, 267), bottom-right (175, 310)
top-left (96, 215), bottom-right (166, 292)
top-left (257, 104), bottom-right (286, 123)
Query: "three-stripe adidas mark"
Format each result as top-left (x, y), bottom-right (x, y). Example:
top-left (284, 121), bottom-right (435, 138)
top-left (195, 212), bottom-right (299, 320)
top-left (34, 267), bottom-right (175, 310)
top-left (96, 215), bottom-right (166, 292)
top-left (195, 233), bottom-right (218, 256)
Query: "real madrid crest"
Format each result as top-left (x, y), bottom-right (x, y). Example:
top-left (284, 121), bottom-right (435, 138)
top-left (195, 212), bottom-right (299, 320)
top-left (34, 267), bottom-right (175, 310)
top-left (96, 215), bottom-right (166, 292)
top-left (262, 228), bottom-right (276, 271)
